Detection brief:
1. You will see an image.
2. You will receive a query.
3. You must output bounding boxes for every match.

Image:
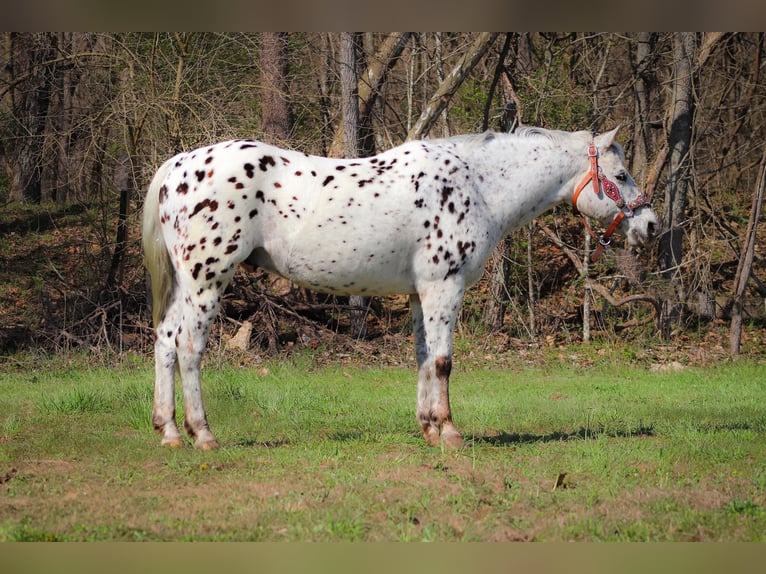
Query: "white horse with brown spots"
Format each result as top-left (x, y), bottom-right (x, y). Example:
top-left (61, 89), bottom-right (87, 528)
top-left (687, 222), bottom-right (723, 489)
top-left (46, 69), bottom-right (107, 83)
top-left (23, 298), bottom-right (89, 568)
top-left (142, 126), bottom-right (658, 450)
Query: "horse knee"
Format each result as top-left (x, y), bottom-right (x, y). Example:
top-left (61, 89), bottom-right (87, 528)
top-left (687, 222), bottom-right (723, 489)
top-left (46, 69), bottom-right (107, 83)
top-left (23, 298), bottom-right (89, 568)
top-left (435, 355), bottom-right (452, 379)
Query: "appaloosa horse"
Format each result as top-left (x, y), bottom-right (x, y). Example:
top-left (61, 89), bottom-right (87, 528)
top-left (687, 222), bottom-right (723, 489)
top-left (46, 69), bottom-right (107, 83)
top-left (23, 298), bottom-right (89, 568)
top-left (142, 126), bottom-right (658, 449)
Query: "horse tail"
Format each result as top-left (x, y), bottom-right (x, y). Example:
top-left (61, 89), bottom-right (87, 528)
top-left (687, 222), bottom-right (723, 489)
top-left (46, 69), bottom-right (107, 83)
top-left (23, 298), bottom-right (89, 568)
top-left (142, 158), bottom-right (175, 329)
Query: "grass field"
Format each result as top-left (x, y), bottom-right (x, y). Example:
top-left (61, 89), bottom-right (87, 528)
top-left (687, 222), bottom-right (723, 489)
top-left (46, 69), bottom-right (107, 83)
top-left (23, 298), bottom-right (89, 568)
top-left (1, 348), bottom-right (764, 541)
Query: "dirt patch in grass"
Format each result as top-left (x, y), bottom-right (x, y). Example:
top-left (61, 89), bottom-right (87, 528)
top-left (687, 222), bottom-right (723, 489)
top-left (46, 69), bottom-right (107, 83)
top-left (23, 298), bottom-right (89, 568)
top-left (3, 436), bottom-right (764, 541)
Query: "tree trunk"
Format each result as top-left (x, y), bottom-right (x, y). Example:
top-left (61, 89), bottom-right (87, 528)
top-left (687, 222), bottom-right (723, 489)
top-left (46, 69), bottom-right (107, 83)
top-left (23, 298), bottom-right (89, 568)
top-left (339, 32), bottom-right (368, 339)
top-left (8, 32), bottom-right (56, 203)
top-left (340, 33), bottom-right (360, 157)
top-left (106, 148), bottom-right (132, 291)
top-left (582, 230), bottom-right (592, 342)
top-left (328, 32), bottom-right (411, 157)
top-left (631, 32), bottom-right (656, 185)
top-left (260, 32), bottom-right (292, 145)
top-left (44, 33), bottom-right (110, 204)
top-left (257, 32), bottom-right (295, 347)
top-left (730, 145), bottom-right (766, 355)
top-left (484, 236), bottom-right (511, 331)
top-left (658, 32), bottom-right (696, 330)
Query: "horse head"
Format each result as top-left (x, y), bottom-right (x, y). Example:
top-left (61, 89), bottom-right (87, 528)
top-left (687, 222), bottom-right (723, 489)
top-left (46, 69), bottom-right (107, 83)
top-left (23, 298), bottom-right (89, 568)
top-left (572, 127), bottom-right (659, 256)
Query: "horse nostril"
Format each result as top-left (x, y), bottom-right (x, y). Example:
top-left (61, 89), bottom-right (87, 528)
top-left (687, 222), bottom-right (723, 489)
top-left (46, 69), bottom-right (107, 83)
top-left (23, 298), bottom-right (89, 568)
top-left (647, 221), bottom-right (657, 239)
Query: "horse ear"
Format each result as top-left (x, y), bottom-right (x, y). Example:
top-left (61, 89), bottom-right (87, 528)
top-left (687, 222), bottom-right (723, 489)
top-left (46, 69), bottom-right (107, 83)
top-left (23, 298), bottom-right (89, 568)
top-left (594, 126), bottom-right (620, 150)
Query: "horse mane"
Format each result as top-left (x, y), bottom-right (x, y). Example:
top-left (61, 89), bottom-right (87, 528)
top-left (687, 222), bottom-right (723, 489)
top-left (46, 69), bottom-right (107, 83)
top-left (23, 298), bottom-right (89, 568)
top-left (438, 126), bottom-right (593, 149)
top-left (432, 126), bottom-right (602, 154)
top-left (515, 126), bottom-right (625, 158)
top-left (514, 126), bottom-right (591, 145)
top-left (435, 131), bottom-right (498, 148)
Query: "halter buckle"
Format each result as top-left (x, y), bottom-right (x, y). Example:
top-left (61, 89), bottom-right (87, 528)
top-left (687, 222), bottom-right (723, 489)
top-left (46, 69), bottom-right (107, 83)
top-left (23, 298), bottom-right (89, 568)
top-left (598, 235), bottom-right (612, 247)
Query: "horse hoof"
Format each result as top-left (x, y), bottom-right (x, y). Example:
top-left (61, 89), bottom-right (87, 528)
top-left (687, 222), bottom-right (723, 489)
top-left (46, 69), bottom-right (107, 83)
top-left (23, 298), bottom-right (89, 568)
top-left (195, 438), bottom-right (220, 451)
top-left (422, 426), bottom-right (441, 447)
top-left (441, 425), bottom-right (464, 449)
top-left (161, 437), bottom-right (184, 448)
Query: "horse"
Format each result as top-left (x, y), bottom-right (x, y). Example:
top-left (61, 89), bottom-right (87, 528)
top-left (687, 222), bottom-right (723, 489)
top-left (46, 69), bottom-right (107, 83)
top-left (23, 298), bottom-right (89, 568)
top-left (142, 126), bottom-right (658, 450)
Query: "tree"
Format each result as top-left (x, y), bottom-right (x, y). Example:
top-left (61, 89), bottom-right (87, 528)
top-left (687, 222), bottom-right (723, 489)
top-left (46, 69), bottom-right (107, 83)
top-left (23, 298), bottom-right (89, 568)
top-left (260, 32), bottom-right (293, 145)
top-left (730, 146), bottom-right (766, 355)
top-left (657, 33), bottom-right (695, 332)
top-left (630, 32), bottom-right (658, 185)
top-left (407, 32), bottom-right (499, 140)
top-left (7, 33), bottom-right (56, 203)
top-left (328, 32), bottom-right (411, 157)
top-left (338, 33), bottom-right (369, 339)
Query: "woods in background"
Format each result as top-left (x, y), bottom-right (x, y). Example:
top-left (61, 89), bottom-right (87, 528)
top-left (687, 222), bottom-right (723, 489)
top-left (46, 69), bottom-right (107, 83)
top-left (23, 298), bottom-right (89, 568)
top-left (1, 33), bottom-right (764, 355)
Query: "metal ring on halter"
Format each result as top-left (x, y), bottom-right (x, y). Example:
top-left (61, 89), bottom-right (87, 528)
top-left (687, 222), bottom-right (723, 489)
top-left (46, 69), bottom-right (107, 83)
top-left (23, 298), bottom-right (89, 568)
top-left (598, 236), bottom-right (611, 247)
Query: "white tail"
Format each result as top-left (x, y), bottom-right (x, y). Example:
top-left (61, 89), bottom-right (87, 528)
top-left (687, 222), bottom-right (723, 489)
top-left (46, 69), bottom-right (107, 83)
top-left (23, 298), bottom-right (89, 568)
top-left (142, 159), bottom-right (175, 328)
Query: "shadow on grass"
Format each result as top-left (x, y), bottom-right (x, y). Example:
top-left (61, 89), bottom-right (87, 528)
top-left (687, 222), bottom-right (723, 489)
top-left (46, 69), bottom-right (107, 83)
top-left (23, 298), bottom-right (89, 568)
top-left (470, 423), bottom-right (656, 446)
top-left (231, 438), bottom-right (292, 448)
top-left (223, 424), bottom-right (656, 449)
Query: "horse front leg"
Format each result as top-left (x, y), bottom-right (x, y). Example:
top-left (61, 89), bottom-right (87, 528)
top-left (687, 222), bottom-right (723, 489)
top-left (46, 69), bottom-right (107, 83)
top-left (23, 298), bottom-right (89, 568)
top-left (410, 281), bottom-right (465, 449)
top-left (433, 355), bottom-right (463, 449)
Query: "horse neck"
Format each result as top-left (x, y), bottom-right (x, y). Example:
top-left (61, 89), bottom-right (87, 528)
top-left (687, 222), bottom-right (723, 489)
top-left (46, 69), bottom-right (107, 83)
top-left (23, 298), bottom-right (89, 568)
top-left (462, 133), bottom-right (586, 234)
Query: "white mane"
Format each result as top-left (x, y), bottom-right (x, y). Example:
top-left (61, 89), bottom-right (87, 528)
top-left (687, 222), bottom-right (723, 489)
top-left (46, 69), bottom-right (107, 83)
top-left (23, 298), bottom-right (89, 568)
top-left (433, 126), bottom-right (593, 151)
top-left (514, 126), bottom-right (591, 145)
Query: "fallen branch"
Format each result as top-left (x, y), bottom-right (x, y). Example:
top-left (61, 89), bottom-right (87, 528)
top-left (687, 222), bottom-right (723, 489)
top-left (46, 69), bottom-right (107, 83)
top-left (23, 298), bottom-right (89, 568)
top-left (585, 279), bottom-right (662, 329)
top-left (538, 221), bottom-right (660, 330)
top-left (537, 220), bottom-right (582, 273)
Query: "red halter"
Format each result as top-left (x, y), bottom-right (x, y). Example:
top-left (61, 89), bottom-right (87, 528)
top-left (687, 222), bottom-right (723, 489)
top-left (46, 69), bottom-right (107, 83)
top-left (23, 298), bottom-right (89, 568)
top-left (572, 143), bottom-right (650, 262)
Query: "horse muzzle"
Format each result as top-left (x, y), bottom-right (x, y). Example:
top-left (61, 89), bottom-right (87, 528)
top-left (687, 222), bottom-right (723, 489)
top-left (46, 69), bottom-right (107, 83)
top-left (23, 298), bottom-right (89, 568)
top-left (625, 207), bottom-right (659, 247)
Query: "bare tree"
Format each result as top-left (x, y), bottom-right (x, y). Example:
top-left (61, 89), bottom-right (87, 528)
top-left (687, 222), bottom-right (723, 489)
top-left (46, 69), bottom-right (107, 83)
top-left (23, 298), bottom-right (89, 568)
top-left (260, 32), bottom-right (293, 145)
top-left (730, 146), bottom-right (766, 355)
top-left (328, 32), bottom-right (411, 157)
top-left (631, 32), bottom-right (658, 185)
top-left (407, 32), bottom-right (498, 140)
top-left (658, 32), bottom-right (695, 331)
top-left (7, 32), bottom-right (56, 203)
top-left (338, 32), bottom-right (369, 339)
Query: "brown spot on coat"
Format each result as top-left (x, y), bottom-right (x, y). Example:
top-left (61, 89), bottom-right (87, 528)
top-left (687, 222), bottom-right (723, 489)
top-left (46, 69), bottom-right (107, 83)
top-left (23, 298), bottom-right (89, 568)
top-left (190, 199), bottom-right (219, 218)
top-left (259, 155), bottom-right (276, 171)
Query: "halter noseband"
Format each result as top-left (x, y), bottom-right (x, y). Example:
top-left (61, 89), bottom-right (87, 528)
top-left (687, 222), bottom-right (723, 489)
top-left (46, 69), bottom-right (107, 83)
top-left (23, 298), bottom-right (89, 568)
top-left (572, 143), bottom-right (651, 262)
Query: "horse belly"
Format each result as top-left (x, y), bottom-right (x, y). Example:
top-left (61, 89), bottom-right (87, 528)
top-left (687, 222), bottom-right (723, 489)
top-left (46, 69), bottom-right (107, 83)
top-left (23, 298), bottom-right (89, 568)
top-left (278, 241), bottom-right (415, 296)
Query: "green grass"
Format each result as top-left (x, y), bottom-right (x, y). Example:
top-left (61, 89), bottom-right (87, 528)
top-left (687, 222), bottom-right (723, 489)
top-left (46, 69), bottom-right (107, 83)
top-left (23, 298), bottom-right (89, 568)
top-left (0, 350), bottom-right (765, 541)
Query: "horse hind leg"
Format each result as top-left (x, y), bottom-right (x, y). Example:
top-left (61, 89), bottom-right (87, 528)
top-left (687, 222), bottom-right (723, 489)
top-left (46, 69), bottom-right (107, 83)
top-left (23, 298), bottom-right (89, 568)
top-left (412, 294), bottom-right (440, 447)
top-left (175, 283), bottom-right (225, 450)
top-left (152, 297), bottom-right (183, 447)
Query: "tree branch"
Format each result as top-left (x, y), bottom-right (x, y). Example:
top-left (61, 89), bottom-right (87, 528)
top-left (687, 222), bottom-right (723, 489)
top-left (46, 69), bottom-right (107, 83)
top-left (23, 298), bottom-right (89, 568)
top-left (328, 32), bottom-right (411, 156)
top-left (407, 32), bottom-right (499, 141)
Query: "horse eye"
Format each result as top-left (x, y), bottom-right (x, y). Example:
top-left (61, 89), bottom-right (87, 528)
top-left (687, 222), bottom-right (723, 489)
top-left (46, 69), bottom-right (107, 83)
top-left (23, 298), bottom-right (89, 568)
top-left (615, 171), bottom-right (627, 182)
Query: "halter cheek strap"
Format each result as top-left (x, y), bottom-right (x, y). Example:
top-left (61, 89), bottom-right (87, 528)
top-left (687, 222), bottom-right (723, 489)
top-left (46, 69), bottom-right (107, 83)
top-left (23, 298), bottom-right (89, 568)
top-left (572, 143), bottom-right (651, 262)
